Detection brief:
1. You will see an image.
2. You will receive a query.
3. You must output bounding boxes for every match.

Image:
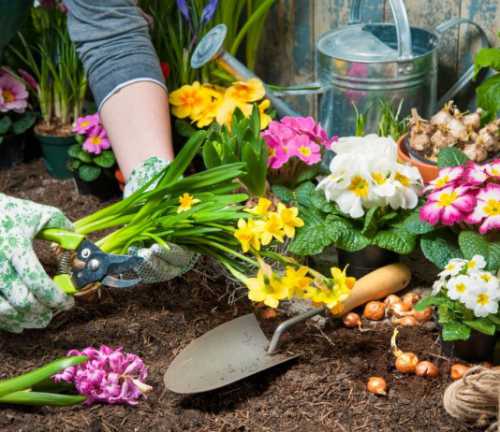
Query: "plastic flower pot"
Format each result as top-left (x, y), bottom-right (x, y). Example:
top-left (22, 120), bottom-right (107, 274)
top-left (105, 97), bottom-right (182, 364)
top-left (337, 245), bottom-right (399, 279)
top-left (441, 329), bottom-right (497, 362)
top-left (397, 134), bottom-right (439, 184)
top-left (35, 131), bottom-right (75, 179)
top-left (73, 169), bottom-right (121, 201)
top-left (0, 134), bottom-right (25, 169)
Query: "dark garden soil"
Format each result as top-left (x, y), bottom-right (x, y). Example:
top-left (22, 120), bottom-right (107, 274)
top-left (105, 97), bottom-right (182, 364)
top-left (0, 161), bottom-right (484, 432)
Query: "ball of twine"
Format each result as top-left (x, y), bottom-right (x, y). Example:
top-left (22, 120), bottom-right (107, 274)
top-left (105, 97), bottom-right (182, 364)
top-left (443, 366), bottom-right (500, 431)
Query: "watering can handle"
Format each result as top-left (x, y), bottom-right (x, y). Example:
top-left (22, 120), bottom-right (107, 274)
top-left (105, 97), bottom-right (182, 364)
top-left (435, 18), bottom-right (491, 107)
top-left (349, 0), bottom-right (413, 59)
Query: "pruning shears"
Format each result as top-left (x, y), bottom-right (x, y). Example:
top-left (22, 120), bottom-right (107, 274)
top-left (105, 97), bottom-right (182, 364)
top-left (38, 228), bottom-right (144, 295)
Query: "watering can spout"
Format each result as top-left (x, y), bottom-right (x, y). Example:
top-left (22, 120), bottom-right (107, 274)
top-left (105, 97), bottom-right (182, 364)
top-left (191, 24), bottom-right (302, 118)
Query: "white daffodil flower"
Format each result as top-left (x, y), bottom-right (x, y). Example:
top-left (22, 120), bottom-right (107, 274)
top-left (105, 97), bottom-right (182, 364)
top-left (464, 285), bottom-right (499, 317)
top-left (447, 274), bottom-right (473, 302)
top-left (465, 255), bottom-right (487, 274)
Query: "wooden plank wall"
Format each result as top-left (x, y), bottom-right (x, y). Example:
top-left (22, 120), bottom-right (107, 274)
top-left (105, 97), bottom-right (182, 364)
top-left (259, 0), bottom-right (500, 116)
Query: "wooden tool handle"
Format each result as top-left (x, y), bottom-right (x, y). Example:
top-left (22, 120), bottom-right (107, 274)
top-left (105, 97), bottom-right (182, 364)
top-left (333, 263), bottom-right (411, 316)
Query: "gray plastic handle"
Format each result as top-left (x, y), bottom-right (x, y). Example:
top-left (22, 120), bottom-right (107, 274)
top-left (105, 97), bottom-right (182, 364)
top-left (435, 18), bottom-right (491, 107)
top-left (350, 0), bottom-right (413, 59)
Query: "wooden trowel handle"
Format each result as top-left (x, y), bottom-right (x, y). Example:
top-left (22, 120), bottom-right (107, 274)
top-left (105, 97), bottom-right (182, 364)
top-left (333, 263), bottom-right (411, 317)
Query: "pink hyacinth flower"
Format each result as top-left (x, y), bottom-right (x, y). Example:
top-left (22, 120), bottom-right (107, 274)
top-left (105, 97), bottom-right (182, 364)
top-left (466, 183), bottom-right (500, 234)
top-left (420, 185), bottom-right (476, 226)
top-left (424, 165), bottom-right (465, 192)
top-left (53, 345), bottom-right (151, 406)
top-left (0, 72), bottom-right (29, 113)
top-left (485, 159), bottom-right (500, 180)
top-left (83, 128), bottom-right (111, 155)
top-left (73, 113), bottom-right (100, 134)
top-left (464, 161), bottom-right (488, 186)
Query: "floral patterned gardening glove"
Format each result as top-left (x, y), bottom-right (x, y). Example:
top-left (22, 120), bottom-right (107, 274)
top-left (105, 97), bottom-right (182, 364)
top-left (124, 157), bottom-right (198, 284)
top-left (0, 194), bottom-right (74, 333)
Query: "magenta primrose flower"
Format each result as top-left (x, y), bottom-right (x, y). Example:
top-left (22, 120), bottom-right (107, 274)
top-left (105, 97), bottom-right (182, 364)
top-left (420, 185), bottom-right (476, 226)
top-left (486, 159), bottom-right (500, 180)
top-left (74, 113), bottom-right (100, 134)
top-left (54, 346), bottom-right (152, 406)
top-left (0, 71), bottom-right (29, 113)
top-left (425, 165), bottom-right (464, 191)
top-left (466, 183), bottom-right (500, 234)
top-left (464, 161), bottom-right (488, 186)
top-left (83, 127), bottom-right (111, 155)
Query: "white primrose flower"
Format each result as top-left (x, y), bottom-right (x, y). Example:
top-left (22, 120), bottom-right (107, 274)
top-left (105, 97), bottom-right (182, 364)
top-left (386, 164), bottom-right (423, 211)
top-left (447, 274), bottom-right (474, 302)
top-left (475, 271), bottom-right (500, 292)
top-left (464, 285), bottom-right (499, 318)
top-left (432, 277), bottom-right (446, 295)
top-left (465, 255), bottom-right (487, 274)
top-left (333, 134), bottom-right (398, 161)
top-left (439, 258), bottom-right (466, 278)
top-left (367, 157), bottom-right (397, 201)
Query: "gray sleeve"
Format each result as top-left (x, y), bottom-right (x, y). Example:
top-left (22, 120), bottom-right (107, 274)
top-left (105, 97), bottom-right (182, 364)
top-left (64, 0), bottom-right (166, 110)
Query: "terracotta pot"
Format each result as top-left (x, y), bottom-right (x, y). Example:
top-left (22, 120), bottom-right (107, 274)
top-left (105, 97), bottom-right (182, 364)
top-left (397, 134), bottom-right (439, 183)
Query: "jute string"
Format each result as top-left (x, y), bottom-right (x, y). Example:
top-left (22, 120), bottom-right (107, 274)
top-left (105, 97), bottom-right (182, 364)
top-left (443, 366), bottom-right (500, 431)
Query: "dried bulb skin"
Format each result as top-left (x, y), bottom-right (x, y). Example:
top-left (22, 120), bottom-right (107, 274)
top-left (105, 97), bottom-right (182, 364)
top-left (384, 295), bottom-right (402, 307)
top-left (415, 361), bottom-right (439, 378)
top-left (387, 301), bottom-right (412, 318)
top-left (367, 376), bottom-right (387, 396)
top-left (431, 129), bottom-right (457, 149)
top-left (402, 292), bottom-right (421, 309)
top-left (394, 316), bottom-right (418, 327)
top-left (343, 312), bottom-right (362, 329)
top-left (463, 143), bottom-right (488, 162)
top-left (431, 105), bottom-right (454, 127)
top-left (462, 111), bottom-right (481, 130)
top-left (395, 352), bottom-right (419, 374)
top-left (448, 118), bottom-right (468, 141)
top-left (450, 364), bottom-right (470, 380)
top-left (363, 301), bottom-right (386, 321)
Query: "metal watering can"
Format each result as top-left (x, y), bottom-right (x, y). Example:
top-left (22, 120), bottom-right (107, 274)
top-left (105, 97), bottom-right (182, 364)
top-left (192, 0), bottom-right (490, 136)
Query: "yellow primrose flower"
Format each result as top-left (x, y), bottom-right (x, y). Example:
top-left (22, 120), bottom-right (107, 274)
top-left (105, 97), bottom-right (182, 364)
top-left (260, 212), bottom-right (285, 245)
top-left (258, 99), bottom-right (272, 130)
top-left (191, 86), bottom-right (224, 128)
top-left (246, 197), bottom-right (272, 217)
top-left (177, 193), bottom-right (200, 213)
top-left (246, 262), bottom-right (289, 308)
top-left (282, 266), bottom-right (312, 299)
top-left (215, 95), bottom-right (252, 130)
top-left (234, 218), bottom-right (262, 252)
top-left (226, 78), bottom-right (265, 103)
top-left (169, 82), bottom-right (211, 119)
top-left (277, 203), bottom-right (304, 238)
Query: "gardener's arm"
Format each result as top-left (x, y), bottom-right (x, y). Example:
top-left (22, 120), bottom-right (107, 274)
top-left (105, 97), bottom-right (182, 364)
top-left (64, 0), bottom-right (174, 179)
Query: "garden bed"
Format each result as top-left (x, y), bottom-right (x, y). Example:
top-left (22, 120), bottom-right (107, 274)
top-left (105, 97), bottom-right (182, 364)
top-left (0, 161), bottom-right (481, 432)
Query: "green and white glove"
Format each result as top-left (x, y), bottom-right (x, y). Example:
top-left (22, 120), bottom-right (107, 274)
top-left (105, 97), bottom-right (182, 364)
top-left (124, 157), bottom-right (198, 284)
top-left (0, 194), bottom-right (74, 333)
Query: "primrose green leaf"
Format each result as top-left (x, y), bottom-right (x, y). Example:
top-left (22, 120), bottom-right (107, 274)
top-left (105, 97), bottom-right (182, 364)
top-left (442, 321), bottom-right (471, 341)
top-left (476, 74), bottom-right (500, 121)
top-left (294, 182), bottom-right (316, 207)
top-left (415, 295), bottom-right (445, 311)
top-left (78, 164), bottom-right (101, 182)
top-left (437, 147), bottom-right (469, 168)
top-left (68, 143), bottom-right (81, 158)
top-left (488, 242), bottom-right (500, 272)
top-left (12, 112), bottom-right (36, 135)
top-left (68, 158), bottom-right (81, 171)
top-left (458, 230), bottom-right (489, 261)
top-left (420, 231), bottom-right (462, 269)
top-left (326, 217), bottom-right (370, 252)
top-left (474, 47), bottom-right (500, 75)
top-left (464, 318), bottom-right (497, 336)
top-left (311, 189), bottom-right (335, 213)
top-left (271, 185), bottom-right (294, 203)
top-left (0, 116), bottom-right (12, 135)
top-left (402, 210), bottom-right (436, 234)
top-left (93, 150), bottom-right (116, 168)
top-left (288, 222), bottom-right (332, 256)
top-left (372, 228), bottom-right (416, 254)
top-left (437, 304), bottom-right (453, 324)
top-left (361, 207), bottom-right (379, 236)
top-left (76, 149), bottom-right (93, 163)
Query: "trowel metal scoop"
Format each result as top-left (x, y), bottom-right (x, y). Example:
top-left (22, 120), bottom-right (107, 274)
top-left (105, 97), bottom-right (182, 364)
top-left (164, 263), bottom-right (411, 394)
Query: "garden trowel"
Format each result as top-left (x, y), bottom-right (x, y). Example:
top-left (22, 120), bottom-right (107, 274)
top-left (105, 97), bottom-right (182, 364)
top-left (164, 263), bottom-right (411, 394)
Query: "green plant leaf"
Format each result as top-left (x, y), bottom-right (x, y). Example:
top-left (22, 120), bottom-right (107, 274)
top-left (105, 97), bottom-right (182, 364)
top-left (442, 321), bottom-right (471, 341)
top-left (12, 112), bottom-right (36, 135)
top-left (78, 164), bottom-right (101, 182)
top-left (326, 217), bottom-right (370, 252)
top-left (0, 390), bottom-right (86, 407)
top-left (437, 147), bottom-right (469, 168)
top-left (488, 242), bottom-right (500, 272)
top-left (288, 207), bottom-right (333, 256)
top-left (438, 304), bottom-right (453, 324)
top-left (202, 140), bottom-right (222, 169)
top-left (311, 189), bottom-right (335, 213)
top-left (175, 119), bottom-right (197, 138)
top-left (464, 318), bottom-right (496, 336)
top-left (68, 143), bottom-right (81, 158)
top-left (372, 228), bottom-right (416, 255)
top-left (76, 149), bottom-right (92, 163)
top-left (0, 116), bottom-right (12, 135)
top-left (476, 74), bottom-right (500, 121)
top-left (271, 185), bottom-right (294, 204)
top-left (68, 158), bottom-right (81, 171)
top-left (361, 207), bottom-right (379, 236)
top-left (458, 230), bottom-right (489, 261)
top-left (294, 182), bottom-right (316, 207)
top-left (402, 210), bottom-right (436, 234)
top-left (474, 47), bottom-right (500, 74)
top-left (420, 231), bottom-right (463, 269)
top-left (93, 150), bottom-right (116, 168)
top-left (415, 295), bottom-right (445, 311)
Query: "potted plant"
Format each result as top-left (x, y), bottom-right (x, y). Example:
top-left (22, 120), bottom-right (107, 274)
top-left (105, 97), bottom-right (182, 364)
top-left (416, 256), bottom-right (499, 361)
top-left (271, 133), bottom-right (423, 278)
top-left (0, 68), bottom-right (36, 168)
top-left (68, 113), bottom-right (120, 201)
top-left (10, 3), bottom-right (87, 179)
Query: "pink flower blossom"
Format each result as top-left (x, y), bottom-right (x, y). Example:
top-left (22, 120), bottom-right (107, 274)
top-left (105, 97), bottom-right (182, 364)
top-left (464, 161), bottom-right (488, 186)
top-left (54, 345), bottom-right (151, 406)
top-left (74, 113), bottom-right (100, 135)
top-left (420, 185), bottom-right (476, 225)
top-left (0, 72), bottom-right (29, 113)
top-left (83, 128), bottom-right (111, 155)
top-left (425, 165), bottom-right (465, 192)
top-left (292, 134), bottom-right (321, 165)
top-left (465, 183), bottom-right (500, 234)
top-left (485, 159), bottom-right (500, 180)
